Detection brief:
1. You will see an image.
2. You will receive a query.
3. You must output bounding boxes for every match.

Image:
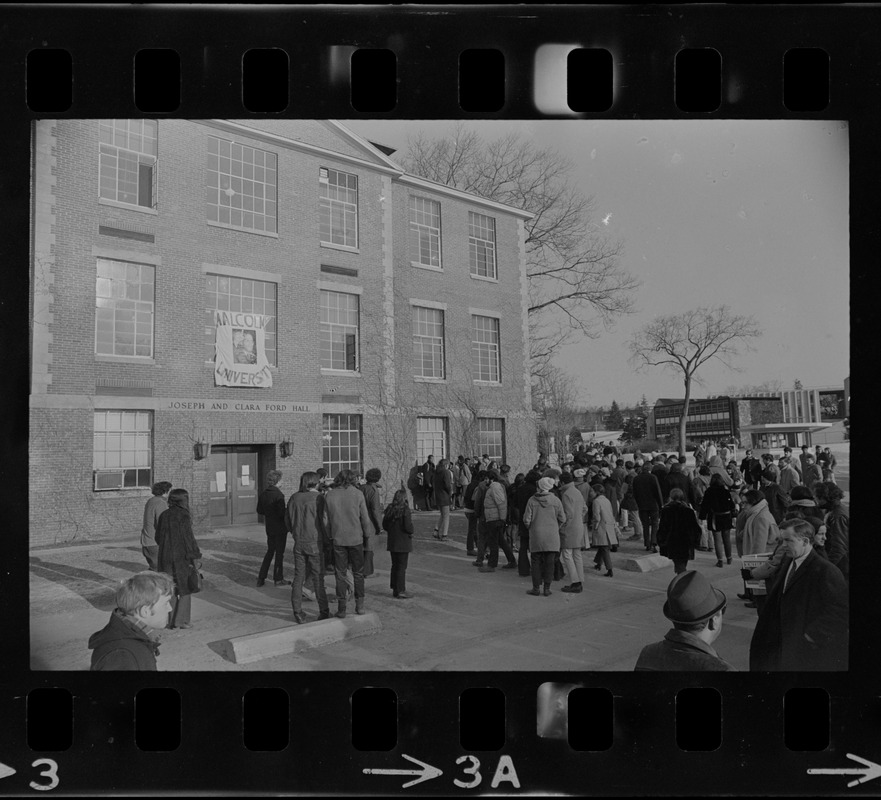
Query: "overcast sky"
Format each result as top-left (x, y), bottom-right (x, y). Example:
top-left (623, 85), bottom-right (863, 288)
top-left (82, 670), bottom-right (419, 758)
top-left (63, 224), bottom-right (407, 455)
top-left (345, 119), bottom-right (849, 409)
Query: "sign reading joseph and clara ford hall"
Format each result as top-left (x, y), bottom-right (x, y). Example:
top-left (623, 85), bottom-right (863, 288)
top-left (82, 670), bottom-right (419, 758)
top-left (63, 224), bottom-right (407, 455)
top-left (214, 311), bottom-right (273, 387)
top-left (159, 399), bottom-right (317, 413)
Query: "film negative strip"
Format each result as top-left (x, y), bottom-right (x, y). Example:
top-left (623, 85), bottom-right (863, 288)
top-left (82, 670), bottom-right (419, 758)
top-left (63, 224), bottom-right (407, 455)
top-left (2, 3), bottom-right (873, 796)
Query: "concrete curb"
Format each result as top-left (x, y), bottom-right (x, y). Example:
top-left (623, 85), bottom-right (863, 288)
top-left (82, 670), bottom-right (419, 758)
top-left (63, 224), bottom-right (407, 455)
top-left (220, 611), bottom-right (383, 664)
top-left (621, 554), bottom-right (673, 573)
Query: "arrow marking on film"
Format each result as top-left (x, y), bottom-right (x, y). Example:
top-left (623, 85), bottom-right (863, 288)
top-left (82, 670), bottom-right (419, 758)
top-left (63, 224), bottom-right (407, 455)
top-left (807, 753), bottom-right (881, 788)
top-left (363, 753), bottom-right (443, 789)
top-left (0, 762), bottom-right (16, 780)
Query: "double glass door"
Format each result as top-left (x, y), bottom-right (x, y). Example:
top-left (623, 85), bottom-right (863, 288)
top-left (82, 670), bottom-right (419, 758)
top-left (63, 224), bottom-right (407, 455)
top-left (208, 446), bottom-right (259, 526)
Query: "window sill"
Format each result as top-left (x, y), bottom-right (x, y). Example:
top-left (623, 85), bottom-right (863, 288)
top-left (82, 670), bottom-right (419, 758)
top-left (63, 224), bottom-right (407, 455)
top-left (320, 242), bottom-right (360, 254)
top-left (411, 261), bottom-right (443, 273)
top-left (207, 220), bottom-right (279, 239)
top-left (92, 489), bottom-right (153, 498)
top-left (414, 376), bottom-right (447, 383)
top-left (96, 355), bottom-right (156, 365)
top-left (470, 273), bottom-right (499, 284)
top-left (473, 380), bottom-right (502, 387)
top-left (98, 197), bottom-right (158, 216)
top-left (321, 369), bottom-right (362, 377)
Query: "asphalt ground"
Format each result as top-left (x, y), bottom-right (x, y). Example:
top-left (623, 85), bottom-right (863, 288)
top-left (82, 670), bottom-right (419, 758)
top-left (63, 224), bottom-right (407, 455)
top-left (30, 451), bottom-right (847, 672)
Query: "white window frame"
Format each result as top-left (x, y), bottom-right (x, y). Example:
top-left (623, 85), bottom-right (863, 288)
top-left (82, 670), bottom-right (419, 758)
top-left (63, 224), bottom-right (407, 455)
top-left (320, 289), bottom-right (360, 372)
top-left (319, 167), bottom-right (359, 250)
top-left (469, 211), bottom-right (497, 280)
top-left (412, 305), bottom-right (446, 380)
top-left (93, 410), bottom-right (153, 491)
top-left (477, 417), bottom-right (506, 463)
top-left (322, 414), bottom-right (363, 478)
top-left (95, 258), bottom-right (155, 359)
top-left (204, 273), bottom-right (278, 367)
top-left (471, 314), bottom-right (501, 384)
top-left (206, 135), bottom-right (278, 235)
top-left (417, 417), bottom-right (448, 463)
top-left (98, 119), bottom-right (158, 211)
top-left (409, 196), bottom-right (442, 269)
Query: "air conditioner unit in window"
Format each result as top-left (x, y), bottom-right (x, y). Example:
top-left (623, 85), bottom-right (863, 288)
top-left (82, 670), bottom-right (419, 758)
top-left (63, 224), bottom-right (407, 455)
top-left (94, 470), bottom-right (123, 491)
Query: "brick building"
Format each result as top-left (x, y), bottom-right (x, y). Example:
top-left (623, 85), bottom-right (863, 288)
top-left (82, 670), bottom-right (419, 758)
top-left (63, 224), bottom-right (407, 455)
top-left (30, 119), bottom-right (536, 546)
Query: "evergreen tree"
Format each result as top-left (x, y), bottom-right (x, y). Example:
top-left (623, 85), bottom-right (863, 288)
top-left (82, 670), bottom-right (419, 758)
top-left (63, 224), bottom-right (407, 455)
top-left (606, 400), bottom-right (624, 430)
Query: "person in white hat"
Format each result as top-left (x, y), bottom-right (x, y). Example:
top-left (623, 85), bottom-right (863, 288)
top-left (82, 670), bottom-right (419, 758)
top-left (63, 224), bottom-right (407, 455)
top-left (634, 571), bottom-right (735, 671)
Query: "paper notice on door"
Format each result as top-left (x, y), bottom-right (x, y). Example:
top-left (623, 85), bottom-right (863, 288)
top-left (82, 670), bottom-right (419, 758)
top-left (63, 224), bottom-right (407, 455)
top-left (242, 475), bottom-right (250, 486)
top-left (210, 480), bottom-right (217, 493)
top-left (242, 465), bottom-right (250, 475)
top-left (216, 472), bottom-right (226, 492)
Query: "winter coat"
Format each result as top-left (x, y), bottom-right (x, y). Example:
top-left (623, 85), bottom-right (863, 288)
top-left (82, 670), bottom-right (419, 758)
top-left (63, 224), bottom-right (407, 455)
top-left (382, 504), bottom-right (414, 553)
top-left (749, 549), bottom-right (849, 671)
top-left (257, 485), bottom-right (287, 536)
top-left (779, 463), bottom-right (802, 495)
top-left (651, 463), bottom-right (670, 503)
top-left (456, 462), bottom-right (472, 488)
top-left (760, 481), bottom-right (788, 524)
top-left (657, 501), bottom-right (702, 563)
top-left (635, 629), bottom-right (736, 672)
top-left (322, 485), bottom-right (373, 547)
top-left (692, 473), bottom-right (711, 506)
top-left (602, 479), bottom-right (620, 518)
top-left (620, 473), bottom-right (639, 512)
top-left (483, 481), bottom-right (508, 522)
top-left (559, 483), bottom-right (587, 549)
top-left (708, 456), bottom-right (734, 487)
top-left (432, 468), bottom-right (454, 507)
top-left (699, 483), bottom-right (737, 532)
top-left (286, 490), bottom-right (326, 555)
top-left (823, 509), bottom-right (849, 580)
top-left (155, 505), bottom-right (202, 597)
top-left (632, 470), bottom-right (664, 511)
top-left (590, 495), bottom-right (618, 547)
top-left (89, 609), bottom-right (160, 671)
top-left (523, 491), bottom-right (565, 552)
top-left (141, 495), bottom-right (167, 549)
top-left (803, 463), bottom-right (824, 491)
top-left (741, 499), bottom-right (780, 555)
top-left (360, 481), bottom-right (384, 552)
top-left (665, 464), bottom-right (696, 506)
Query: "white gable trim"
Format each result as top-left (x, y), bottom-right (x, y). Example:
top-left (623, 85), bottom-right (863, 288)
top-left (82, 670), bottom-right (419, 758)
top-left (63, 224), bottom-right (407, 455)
top-left (324, 120), bottom-right (405, 171)
top-left (397, 174), bottom-right (533, 220)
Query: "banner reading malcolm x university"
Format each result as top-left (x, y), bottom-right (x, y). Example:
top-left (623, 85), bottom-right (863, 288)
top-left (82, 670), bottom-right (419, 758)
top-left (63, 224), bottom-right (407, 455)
top-left (214, 311), bottom-right (273, 387)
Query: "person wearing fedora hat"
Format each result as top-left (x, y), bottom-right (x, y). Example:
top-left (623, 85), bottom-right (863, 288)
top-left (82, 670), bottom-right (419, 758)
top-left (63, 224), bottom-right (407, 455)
top-left (634, 571), bottom-right (735, 671)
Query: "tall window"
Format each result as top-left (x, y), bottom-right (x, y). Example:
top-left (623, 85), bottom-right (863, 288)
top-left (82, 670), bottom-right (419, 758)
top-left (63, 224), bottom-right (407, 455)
top-left (320, 290), bottom-right (359, 371)
top-left (410, 196), bottom-right (441, 267)
top-left (472, 315), bottom-right (501, 383)
top-left (478, 418), bottom-right (505, 462)
top-left (206, 136), bottom-right (278, 233)
top-left (469, 211), bottom-right (497, 279)
top-left (98, 119), bottom-right (157, 209)
top-left (95, 259), bottom-right (155, 358)
top-left (323, 414), bottom-right (362, 478)
top-left (93, 411), bottom-right (152, 490)
top-left (319, 167), bottom-right (358, 248)
top-left (204, 274), bottom-right (277, 365)
top-left (417, 417), bottom-right (447, 462)
top-left (412, 306), bottom-right (445, 379)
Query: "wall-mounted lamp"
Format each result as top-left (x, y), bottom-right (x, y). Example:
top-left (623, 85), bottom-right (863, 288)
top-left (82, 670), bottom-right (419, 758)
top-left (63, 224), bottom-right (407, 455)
top-left (280, 439), bottom-right (294, 459)
top-left (193, 440), bottom-right (210, 460)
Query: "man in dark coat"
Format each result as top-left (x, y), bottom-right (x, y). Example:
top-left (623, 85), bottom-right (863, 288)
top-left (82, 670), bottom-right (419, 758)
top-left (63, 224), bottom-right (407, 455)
top-left (633, 464), bottom-right (664, 553)
top-left (665, 462), bottom-right (696, 507)
top-left (740, 449), bottom-right (762, 489)
top-left (635, 571), bottom-right (735, 671)
top-left (256, 470), bottom-right (290, 587)
top-left (749, 519), bottom-right (849, 671)
top-left (651, 456), bottom-right (670, 503)
top-left (421, 455), bottom-right (436, 510)
top-left (657, 490), bottom-right (702, 574)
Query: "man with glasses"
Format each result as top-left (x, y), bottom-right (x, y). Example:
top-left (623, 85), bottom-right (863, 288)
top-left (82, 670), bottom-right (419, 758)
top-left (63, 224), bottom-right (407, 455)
top-left (634, 571), bottom-right (735, 671)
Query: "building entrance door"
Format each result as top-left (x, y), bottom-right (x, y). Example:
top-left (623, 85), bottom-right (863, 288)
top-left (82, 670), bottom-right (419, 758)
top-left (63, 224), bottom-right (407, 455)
top-left (208, 446), bottom-right (260, 526)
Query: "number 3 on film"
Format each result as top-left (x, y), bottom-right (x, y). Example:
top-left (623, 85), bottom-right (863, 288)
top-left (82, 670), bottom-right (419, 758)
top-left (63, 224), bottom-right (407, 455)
top-left (454, 755), bottom-right (520, 790)
top-left (30, 759), bottom-right (59, 791)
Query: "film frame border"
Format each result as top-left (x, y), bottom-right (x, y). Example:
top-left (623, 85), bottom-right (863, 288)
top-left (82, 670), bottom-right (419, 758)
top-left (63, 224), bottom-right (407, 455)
top-left (2, 3), bottom-right (873, 796)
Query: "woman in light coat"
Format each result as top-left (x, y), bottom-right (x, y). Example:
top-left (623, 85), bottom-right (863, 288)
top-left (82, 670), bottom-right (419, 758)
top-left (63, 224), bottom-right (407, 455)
top-left (739, 489), bottom-right (780, 557)
top-left (590, 484), bottom-right (618, 577)
top-left (558, 473), bottom-right (587, 593)
top-left (707, 455), bottom-right (733, 487)
top-left (523, 477), bottom-right (566, 597)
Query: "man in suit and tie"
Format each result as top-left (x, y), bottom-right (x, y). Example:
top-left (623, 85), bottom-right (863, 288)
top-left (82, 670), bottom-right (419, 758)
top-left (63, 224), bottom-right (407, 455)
top-left (749, 518), bottom-right (849, 671)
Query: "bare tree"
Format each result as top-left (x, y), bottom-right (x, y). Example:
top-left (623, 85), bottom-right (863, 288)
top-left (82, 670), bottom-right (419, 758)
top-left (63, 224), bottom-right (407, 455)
top-left (531, 364), bottom-right (581, 459)
top-left (628, 306), bottom-right (762, 455)
top-left (403, 124), bottom-right (641, 374)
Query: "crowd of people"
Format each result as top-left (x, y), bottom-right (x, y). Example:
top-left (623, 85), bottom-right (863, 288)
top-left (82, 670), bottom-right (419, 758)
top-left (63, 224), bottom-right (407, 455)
top-left (88, 439), bottom-right (848, 673)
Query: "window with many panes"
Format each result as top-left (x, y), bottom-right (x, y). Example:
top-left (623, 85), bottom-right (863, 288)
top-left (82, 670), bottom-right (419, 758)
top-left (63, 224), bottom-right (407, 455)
top-left (412, 306), bottom-right (445, 379)
top-left (99, 119), bottom-right (157, 209)
top-left (206, 136), bottom-right (278, 233)
top-left (95, 259), bottom-right (155, 358)
top-left (204, 274), bottom-right (277, 365)
top-left (469, 211), bottom-right (496, 279)
top-left (472, 315), bottom-right (501, 383)
top-left (417, 417), bottom-right (447, 462)
top-left (320, 290), bottom-right (359, 371)
top-left (93, 410), bottom-right (152, 491)
top-left (477, 418), bottom-right (505, 462)
top-left (322, 414), bottom-right (362, 478)
top-left (319, 167), bottom-right (358, 248)
top-left (409, 196), bottom-right (441, 267)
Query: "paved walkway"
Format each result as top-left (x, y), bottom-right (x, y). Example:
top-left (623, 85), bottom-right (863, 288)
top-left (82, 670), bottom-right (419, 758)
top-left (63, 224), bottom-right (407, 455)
top-left (31, 512), bottom-right (760, 671)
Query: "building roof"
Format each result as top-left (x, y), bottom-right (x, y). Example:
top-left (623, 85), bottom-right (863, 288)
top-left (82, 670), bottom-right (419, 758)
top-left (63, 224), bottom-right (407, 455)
top-left (739, 423), bottom-right (832, 434)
